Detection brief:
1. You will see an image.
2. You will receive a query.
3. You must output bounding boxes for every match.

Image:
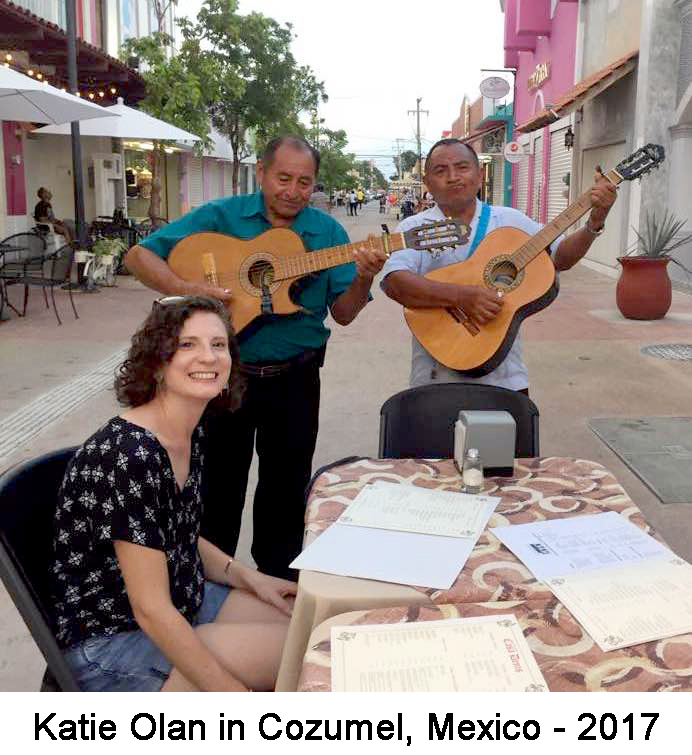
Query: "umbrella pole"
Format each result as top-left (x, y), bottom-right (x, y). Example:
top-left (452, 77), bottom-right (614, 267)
top-left (65, 0), bottom-right (89, 255)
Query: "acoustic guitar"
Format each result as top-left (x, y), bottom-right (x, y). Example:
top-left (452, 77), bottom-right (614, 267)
top-left (404, 144), bottom-right (665, 376)
top-left (167, 220), bottom-right (465, 333)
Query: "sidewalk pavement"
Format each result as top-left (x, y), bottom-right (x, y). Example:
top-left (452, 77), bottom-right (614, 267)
top-left (3, 200), bottom-right (692, 689)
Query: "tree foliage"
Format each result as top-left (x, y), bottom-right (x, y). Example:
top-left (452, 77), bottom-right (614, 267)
top-left (120, 32), bottom-right (211, 219)
top-left (179, 0), bottom-right (327, 193)
top-left (316, 128), bottom-right (358, 193)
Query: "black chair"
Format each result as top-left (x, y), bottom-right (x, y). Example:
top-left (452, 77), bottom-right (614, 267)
top-left (0, 447), bottom-right (80, 691)
top-left (11, 244), bottom-right (78, 325)
top-left (0, 232), bottom-right (47, 318)
top-left (379, 382), bottom-right (540, 459)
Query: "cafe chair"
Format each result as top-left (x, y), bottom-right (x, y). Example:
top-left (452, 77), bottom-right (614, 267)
top-left (12, 244), bottom-right (78, 325)
top-left (379, 382), bottom-right (539, 459)
top-left (0, 231), bottom-right (47, 318)
top-left (0, 447), bottom-right (81, 691)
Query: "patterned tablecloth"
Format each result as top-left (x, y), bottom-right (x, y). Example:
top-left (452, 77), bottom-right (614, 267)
top-left (304, 457), bottom-right (660, 605)
top-left (297, 600), bottom-right (692, 693)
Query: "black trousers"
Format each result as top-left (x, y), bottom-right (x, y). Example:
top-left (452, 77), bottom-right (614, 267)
top-left (201, 360), bottom-right (321, 579)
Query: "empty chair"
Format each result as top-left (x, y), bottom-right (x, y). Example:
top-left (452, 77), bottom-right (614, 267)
top-left (0, 231), bottom-right (47, 317)
top-left (11, 244), bottom-right (78, 324)
top-left (379, 382), bottom-right (539, 459)
top-left (0, 447), bottom-right (80, 691)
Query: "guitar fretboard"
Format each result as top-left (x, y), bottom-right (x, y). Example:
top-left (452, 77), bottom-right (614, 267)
top-left (512, 169), bottom-right (622, 269)
top-left (273, 233), bottom-right (407, 281)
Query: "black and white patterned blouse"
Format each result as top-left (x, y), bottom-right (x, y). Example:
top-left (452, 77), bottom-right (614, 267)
top-left (51, 417), bottom-right (206, 649)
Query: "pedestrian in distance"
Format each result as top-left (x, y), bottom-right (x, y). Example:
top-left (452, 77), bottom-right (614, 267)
top-left (52, 296), bottom-right (297, 691)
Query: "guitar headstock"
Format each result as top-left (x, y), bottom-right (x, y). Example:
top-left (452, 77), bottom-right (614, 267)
top-left (615, 144), bottom-right (665, 181)
top-left (401, 220), bottom-right (469, 254)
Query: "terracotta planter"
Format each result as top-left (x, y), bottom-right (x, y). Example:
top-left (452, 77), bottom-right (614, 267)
top-left (616, 256), bottom-right (672, 320)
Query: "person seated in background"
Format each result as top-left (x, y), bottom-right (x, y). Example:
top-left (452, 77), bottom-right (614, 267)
top-left (33, 187), bottom-right (72, 243)
top-left (51, 296), bottom-right (296, 691)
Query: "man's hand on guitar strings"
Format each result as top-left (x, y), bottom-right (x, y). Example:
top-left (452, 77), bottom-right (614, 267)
top-left (190, 283), bottom-right (234, 303)
top-left (456, 284), bottom-right (504, 325)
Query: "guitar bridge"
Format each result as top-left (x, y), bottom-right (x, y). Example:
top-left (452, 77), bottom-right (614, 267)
top-left (446, 307), bottom-right (480, 335)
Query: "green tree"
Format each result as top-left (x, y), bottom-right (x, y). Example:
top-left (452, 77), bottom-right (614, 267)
top-left (179, 0), bottom-right (327, 194)
top-left (399, 149), bottom-right (418, 174)
top-left (316, 128), bottom-right (358, 194)
top-left (120, 32), bottom-right (211, 220)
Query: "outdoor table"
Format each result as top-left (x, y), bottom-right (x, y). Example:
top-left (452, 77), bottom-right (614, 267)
top-left (296, 601), bottom-right (692, 692)
top-left (275, 457), bottom-right (664, 691)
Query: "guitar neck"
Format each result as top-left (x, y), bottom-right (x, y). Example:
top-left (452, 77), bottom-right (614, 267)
top-left (274, 233), bottom-right (407, 281)
top-left (512, 168), bottom-right (623, 269)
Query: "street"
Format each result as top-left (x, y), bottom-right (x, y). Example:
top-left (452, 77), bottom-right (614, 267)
top-left (4, 200), bottom-right (692, 689)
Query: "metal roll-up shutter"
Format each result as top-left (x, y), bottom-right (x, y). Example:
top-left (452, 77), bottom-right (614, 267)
top-left (547, 128), bottom-right (572, 221)
top-left (206, 159), bottom-right (221, 200)
top-left (491, 156), bottom-right (504, 206)
top-left (531, 135), bottom-right (543, 222)
top-left (223, 163), bottom-right (234, 196)
top-left (188, 156), bottom-right (203, 208)
top-left (514, 148), bottom-right (529, 214)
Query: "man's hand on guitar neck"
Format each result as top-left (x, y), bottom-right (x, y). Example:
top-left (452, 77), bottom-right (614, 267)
top-left (456, 285), bottom-right (504, 324)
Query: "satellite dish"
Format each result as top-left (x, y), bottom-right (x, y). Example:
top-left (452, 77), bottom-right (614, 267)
top-left (479, 76), bottom-right (510, 100)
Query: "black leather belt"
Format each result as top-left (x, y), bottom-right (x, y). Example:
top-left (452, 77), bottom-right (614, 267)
top-left (239, 347), bottom-right (324, 378)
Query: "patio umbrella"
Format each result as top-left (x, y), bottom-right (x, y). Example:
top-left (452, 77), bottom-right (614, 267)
top-left (0, 65), bottom-right (117, 124)
top-left (35, 97), bottom-right (201, 141)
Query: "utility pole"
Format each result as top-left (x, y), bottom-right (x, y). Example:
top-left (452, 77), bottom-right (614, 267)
top-left (394, 138), bottom-right (406, 180)
top-left (408, 97), bottom-right (429, 197)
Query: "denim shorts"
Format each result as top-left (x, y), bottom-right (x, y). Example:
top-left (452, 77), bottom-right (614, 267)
top-left (64, 581), bottom-right (230, 692)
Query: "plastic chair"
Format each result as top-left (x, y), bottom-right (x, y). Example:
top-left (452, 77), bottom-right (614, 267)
top-left (0, 447), bottom-right (80, 691)
top-left (379, 382), bottom-right (539, 459)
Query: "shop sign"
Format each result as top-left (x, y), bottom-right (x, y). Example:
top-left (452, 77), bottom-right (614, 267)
top-left (479, 76), bottom-right (511, 100)
top-left (527, 62), bottom-right (551, 92)
top-left (504, 141), bottom-right (524, 164)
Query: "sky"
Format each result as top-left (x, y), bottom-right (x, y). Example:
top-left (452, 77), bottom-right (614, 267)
top-left (174, 0), bottom-right (509, 178)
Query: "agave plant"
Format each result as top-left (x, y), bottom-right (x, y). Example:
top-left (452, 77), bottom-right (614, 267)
top-left (628, 210), bottom-right (692, 258)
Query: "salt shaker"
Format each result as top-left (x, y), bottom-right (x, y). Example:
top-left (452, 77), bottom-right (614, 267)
top-left (462, 448), bottom-right (484, 494)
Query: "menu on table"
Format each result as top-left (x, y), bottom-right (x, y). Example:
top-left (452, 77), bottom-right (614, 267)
top-left (492, 512), bottom-right (692, 651)
top-left (331, 615), bottom-right (548, 692)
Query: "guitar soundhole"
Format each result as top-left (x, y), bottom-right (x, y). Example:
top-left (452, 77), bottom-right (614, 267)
top-left (248, 260), bottom-right (275, 288)
top-left (485, 256), bottom-right (524, 292)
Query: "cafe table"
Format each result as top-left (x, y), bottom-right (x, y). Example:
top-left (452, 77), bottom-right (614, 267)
top-left (275, 456), bottom-right (666, 692)
top-left (296, 600), bottom-right (692, 692)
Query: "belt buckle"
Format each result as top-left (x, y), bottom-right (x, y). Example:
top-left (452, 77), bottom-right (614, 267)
top-left (258, 363), bottom-right (280, 378)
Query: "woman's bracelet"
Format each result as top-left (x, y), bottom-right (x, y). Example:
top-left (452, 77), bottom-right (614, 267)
top-left (224, 556), bottom-right (234, 576)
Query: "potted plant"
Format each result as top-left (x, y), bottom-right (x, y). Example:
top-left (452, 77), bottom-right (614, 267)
top-left (91, 236), bottom-right (127, 286)
top-left (616, 210), bottom-right (692, 320)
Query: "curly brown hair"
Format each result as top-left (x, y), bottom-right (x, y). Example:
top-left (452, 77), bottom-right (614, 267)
top-left (115, 296), bottom-right (245, 412)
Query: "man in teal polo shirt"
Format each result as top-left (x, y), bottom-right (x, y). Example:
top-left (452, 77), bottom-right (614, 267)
top-left (125, 135), bottom-right (386, 578)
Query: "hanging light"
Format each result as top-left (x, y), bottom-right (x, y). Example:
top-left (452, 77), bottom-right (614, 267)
top-left (110, 86), bottom-right (117, 95)
top-left (27, 69), bottom-right (34, 77)
top-left (88, 92), bottom-right (95, 100)
top-left (98, 90), bottom-right (105, 98)
top-left (36, 72), bottom-right (43, 80)
top-left (564, 125), bottom-right (574, 150)
top-left (5, 53), bottom-right (12, 62)
top-left (75, 91), bottom-right (81, 97)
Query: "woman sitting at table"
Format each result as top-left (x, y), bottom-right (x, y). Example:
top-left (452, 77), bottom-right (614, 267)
top-left (51, 295), bottom-right (296, 691)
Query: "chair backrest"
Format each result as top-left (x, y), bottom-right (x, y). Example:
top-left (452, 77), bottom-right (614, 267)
top-left (0, 232), bottom-right (46, 263)
top-left (0, 447), bottom-right (80, 691)
top-left (379, 382), bottom-right (539, 459)
top-left (45, 244), bottom-right (75, 282)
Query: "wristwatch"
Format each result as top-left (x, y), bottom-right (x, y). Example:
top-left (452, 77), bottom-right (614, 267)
top-left (584, 217), bottom-right (604, 236)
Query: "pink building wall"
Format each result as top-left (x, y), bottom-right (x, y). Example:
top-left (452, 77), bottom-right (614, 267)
top-left (3, 122), bottom-right (26, 217)
top-left (505, 0), bottom-right (578, 221)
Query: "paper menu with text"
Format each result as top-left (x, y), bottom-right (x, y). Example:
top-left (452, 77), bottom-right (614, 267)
top-left (490, 511), bottom-right (672, 580)
top-left (330, 615), bottom-right (548, 692)
top-left (336, 480), bottom-right (500, 538)
top-left (546, 557), bottom-right (692, 651)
